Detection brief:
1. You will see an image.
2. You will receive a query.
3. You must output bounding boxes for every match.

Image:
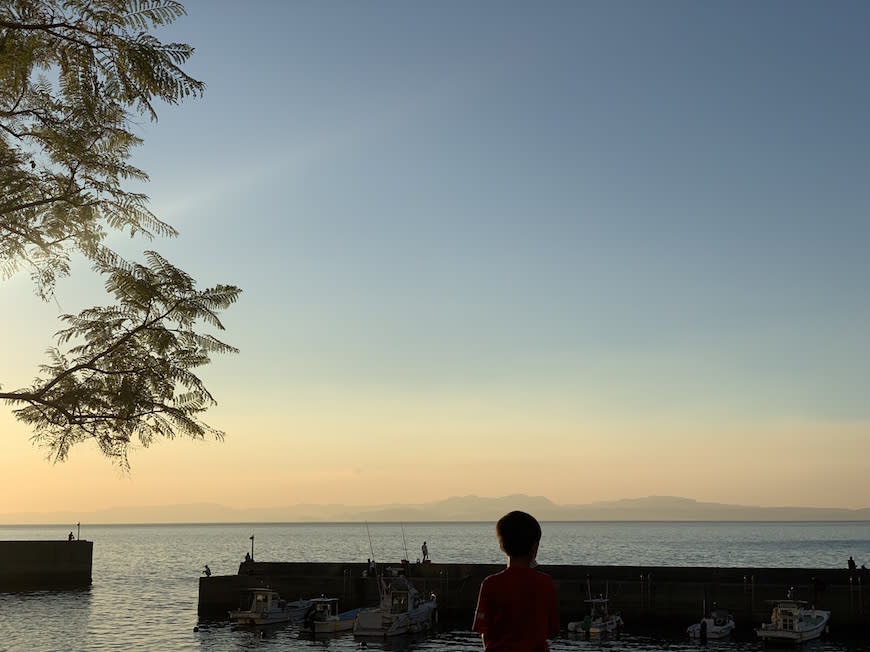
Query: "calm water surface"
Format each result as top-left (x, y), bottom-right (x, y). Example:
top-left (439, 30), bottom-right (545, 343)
top-left (1, 522), bottom-right (869, 651)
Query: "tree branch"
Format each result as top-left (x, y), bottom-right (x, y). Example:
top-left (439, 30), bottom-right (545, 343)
top-left (31, 300), bottom-right (181, 399)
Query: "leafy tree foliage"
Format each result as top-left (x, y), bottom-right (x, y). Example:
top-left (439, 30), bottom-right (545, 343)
top-left (0, 1), bottom-right (240, 466)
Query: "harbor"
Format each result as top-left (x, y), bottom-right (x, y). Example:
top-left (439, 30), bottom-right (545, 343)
top-left (2, 522), bottom-right (870, 650)
top-left (199, 560), bottom-right (870, 633)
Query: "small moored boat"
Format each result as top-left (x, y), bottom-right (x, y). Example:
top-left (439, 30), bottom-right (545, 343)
top-left (353, 574), bottom-right (437, 636)
top-left (229, 588), bottom-right (304, 626)
top-left (687, 607), bottom-right (735, 639)
top-left (567, 596), bottom-right (623, 635)
top-left (756, 595), bottom-right (830, 644)
top-left (301, 597), bottom-right (359, 635)
top-left (567, 578), bottom-right (623, 636)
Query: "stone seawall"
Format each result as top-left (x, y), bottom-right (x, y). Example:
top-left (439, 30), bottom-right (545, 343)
top-left (0, 540), bottom-right (93, 590)
top-left (198, 561), bottom-right (870, 632)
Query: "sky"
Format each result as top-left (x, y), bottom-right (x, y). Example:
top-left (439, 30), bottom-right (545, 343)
top-left (2, 0), bottom-right (870, 521)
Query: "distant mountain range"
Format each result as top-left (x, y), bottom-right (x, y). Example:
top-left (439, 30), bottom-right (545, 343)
top-left (2, 494), bottom-right (870, 525)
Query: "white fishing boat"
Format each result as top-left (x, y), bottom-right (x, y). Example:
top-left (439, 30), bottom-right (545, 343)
top-left (687, 607), bottom-right (736, 639)
top-left (353, 574), bottom-right (437, 636)
top-left (567, 596), bottom-right (623, 635)
top-left (301, 597), bottom-right (360, 635)
top-left (229, 588), bottom-right (307, 626)
top-left (567, 578), bottom-right (623, 636)
top-left (756, 597), bottom-right (830, 643)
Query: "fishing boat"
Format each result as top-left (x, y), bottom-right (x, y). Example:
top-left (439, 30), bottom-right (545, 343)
top-left (301, 597), bottom-right (360, 635)
top-left (756, 596), bottom-right (830, 643)
top-left (687, 606), bottom-right (736, 639)
top-left (353, 574), bottom-right (437, 636)
top-left (567, 579), bottom-right (623, 635)
top-left (229, 588), bottom-right (307, 626)
top-left (567, 596), bottom-right (623, 635)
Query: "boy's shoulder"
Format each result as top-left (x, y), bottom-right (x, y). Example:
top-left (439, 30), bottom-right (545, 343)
top-left (483, 566), bottom-right (555, 587)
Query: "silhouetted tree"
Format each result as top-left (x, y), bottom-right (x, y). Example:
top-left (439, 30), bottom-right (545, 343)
top-left (0, 1), bottom-right (240, 467)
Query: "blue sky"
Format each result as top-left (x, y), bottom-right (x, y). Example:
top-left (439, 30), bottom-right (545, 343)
top-left (2, 0), bottom-right (869, 515)
top-left (150, 0), bottom-right (870, 418)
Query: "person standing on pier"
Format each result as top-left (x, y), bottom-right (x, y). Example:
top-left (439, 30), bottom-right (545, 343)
top-left (422, 541), bottom-right (429, 562)
top-left (472, 510), bottom-right (559, 651)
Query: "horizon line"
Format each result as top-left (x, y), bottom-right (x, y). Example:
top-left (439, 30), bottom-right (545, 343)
top-left (3, 518), bottom-right (870, 528)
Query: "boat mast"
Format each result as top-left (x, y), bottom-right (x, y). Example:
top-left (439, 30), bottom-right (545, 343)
top-left (365, 521), bottom-right (385, 603)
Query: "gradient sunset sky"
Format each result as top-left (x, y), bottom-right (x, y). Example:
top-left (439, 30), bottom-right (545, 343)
top-left (2, 0), bottom-right (869, 520)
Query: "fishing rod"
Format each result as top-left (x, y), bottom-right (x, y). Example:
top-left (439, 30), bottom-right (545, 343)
top-left (364, 521), bottom-right (384, 602)
top-left (400, 522), bottom-right (409, 562)
top-left (365, 520), bottom-right (376, 564)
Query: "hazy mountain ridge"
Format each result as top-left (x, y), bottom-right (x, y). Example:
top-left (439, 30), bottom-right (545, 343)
top-left (2, 494), bottom-right (869, 525)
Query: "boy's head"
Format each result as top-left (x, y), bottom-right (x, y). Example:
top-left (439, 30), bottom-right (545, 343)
top-left (496, 510), bottom-right (542, 558)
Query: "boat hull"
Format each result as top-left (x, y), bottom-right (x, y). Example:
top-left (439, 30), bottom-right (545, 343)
top-left (229, 591), bottom-right (308, 627)
top-left (311, 618), bottom-right (355, 634)
top-left (756, 625), bottom-right (827, 643)
top-left (228, 611), bottom-right (291, 626)
top-left (688, 619), bottom-right (735, 639)
top-left (353, 603), bottom-right (437, 637)
top-left (567, 615), bottom-right (623, 635)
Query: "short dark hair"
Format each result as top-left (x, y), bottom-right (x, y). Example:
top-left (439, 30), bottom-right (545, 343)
top-left (496, 511), bottom-right (542, 557)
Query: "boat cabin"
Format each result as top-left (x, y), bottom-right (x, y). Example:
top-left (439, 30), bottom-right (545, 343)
top-left (391, 590), bottom-right (409, 614)
top-left (310, 597), bottom-right (339, 618)
top-left (770, 600), bottom-right (810, 630)
top-left (237, 588), bottom-right (283, 613)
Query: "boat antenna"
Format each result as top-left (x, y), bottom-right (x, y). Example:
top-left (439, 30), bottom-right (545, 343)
top-left (401, 522), bottom-right (409, 562)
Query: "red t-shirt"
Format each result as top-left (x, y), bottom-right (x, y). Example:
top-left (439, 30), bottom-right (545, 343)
top-left (472, 566), bottom-right (560, 651)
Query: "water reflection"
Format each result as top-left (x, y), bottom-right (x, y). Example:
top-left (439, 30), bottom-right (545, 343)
top-left (190, 617), bottom-right (870, 652)
top-left (354, 631), bottom-right (440, 651)
top-left (0, 588), bottom-right (93, 650)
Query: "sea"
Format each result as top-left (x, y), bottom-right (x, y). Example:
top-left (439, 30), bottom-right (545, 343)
top-left (1, 521), bottom-right (869, 652)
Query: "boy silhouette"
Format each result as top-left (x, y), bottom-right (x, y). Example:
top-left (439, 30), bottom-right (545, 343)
top-left (473, 510), bottom-right (559, 651)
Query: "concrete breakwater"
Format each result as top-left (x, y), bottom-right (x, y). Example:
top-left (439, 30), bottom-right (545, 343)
top-left (0, 540), bottom-right (93, 590)
top-left (199, 561), bottom-right (870, 632)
